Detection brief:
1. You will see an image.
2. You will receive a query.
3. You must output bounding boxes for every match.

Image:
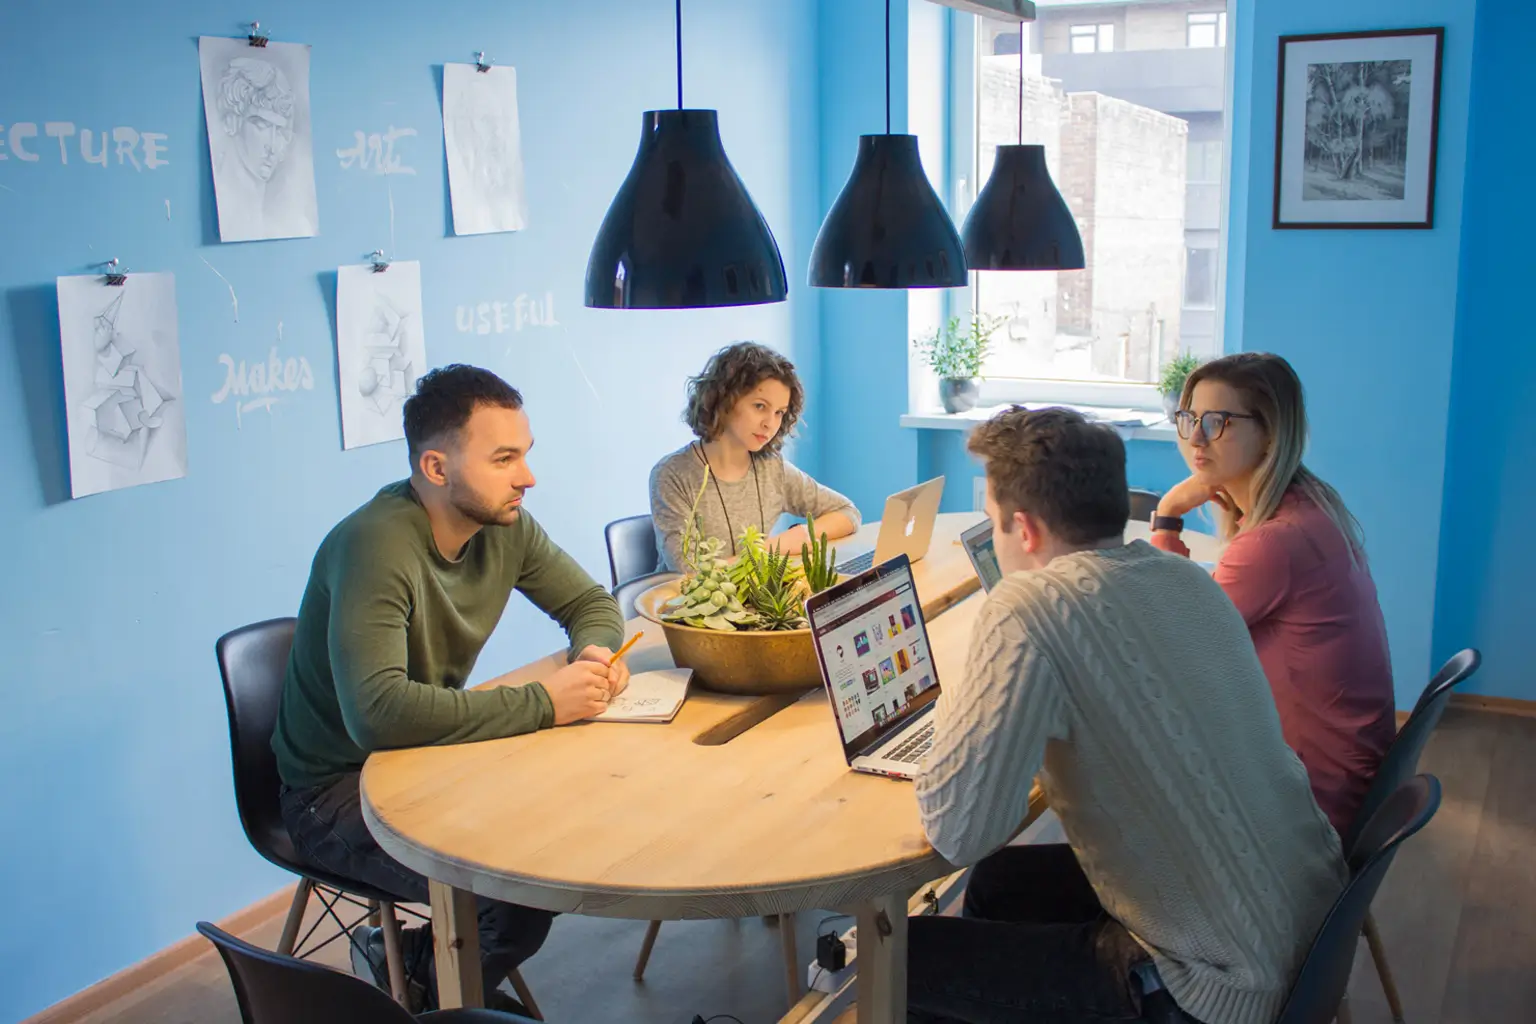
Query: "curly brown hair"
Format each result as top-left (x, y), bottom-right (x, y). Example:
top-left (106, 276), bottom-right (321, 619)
top-left (684, 342), bottom-right (805, 457)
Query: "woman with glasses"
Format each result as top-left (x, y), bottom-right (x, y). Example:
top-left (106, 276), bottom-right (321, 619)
top-left (1149, 352), bottom-right (1395, 837)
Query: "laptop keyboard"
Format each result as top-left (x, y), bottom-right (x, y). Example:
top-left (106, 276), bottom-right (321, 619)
top-left (886, 721), bottom-right (935, 764)
top-left (836, 550), bottom-right (875, 575)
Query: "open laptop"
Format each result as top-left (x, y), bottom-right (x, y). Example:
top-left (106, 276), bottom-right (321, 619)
top-left (959, 517), bottom-right (1004, 592)
top-left (805, 554), bottom-right (942, 780)
top-left (833, 476), bottom-right (945, 576)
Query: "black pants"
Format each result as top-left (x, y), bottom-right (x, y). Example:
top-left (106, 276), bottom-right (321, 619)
top-left (907, 844), bottom-right (1199, 1023)
top-left (280, 772), bottom-right (555, 1005)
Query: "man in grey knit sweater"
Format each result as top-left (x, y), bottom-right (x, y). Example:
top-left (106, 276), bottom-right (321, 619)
top-left (911, 407), bottom-right (1346, 1024)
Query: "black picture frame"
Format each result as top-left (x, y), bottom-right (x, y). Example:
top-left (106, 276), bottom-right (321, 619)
top-left (1273, 27), bottom-right (1445, 230)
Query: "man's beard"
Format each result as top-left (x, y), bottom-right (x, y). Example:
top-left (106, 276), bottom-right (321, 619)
top-left (448, 480), bottom-right (522, 526)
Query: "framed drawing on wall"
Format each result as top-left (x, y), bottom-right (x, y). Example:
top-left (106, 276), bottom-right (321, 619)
top-left (1273, 27), bottom-right (1444, 229)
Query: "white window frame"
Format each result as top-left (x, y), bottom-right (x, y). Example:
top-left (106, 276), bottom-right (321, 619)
top-left (927, 5), bottom-right (1236, 415)
top-left (1069, 23), bottom-right (1115, 54)
top-left (1187, 11), bottom-right (1227, 49)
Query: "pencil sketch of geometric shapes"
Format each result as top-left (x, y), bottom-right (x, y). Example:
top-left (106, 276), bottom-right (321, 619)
top-left (57, 272), bottom-right (188, 498)
top-left (199, 36), bottom-right (320, 243)
top-left (335, 260), bottom-right (427, 450)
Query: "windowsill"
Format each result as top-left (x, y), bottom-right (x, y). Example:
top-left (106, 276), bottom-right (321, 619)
top-left (900, 404), bottom-right (1178, 443)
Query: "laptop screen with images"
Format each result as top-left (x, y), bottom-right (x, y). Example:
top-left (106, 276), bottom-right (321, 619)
top-left (808, 558), bottom-right (940, 758)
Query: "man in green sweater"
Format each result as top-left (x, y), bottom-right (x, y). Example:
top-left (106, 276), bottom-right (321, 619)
top-left (272, 364), bottom-right (627, 1011)
top-left (910, 407), bottom-right (1347, 1024)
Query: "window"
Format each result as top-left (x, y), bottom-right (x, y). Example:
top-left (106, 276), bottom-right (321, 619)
top-left (966, 3), bottom-right (1230, 389)
top-left (1184, 248), bottom-right (1218, 309)
top-left (1187, 12), bottom-right (1227, 48)
top-left (1069, 24), bottom-right (1115, 54)
top-left (1187, 138), bottom-right (1222, 183)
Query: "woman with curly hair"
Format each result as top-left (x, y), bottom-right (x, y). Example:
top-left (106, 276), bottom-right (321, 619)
top-left (649, 342), bottom-right (860, 571)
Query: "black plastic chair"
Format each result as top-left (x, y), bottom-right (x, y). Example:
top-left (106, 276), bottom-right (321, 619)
top-left (1337, 648), bottom-right (1480, 1021)
top-left (604, 514), bottom-right (660, 589)
top-left (1274, 774), bottom-right (1442, 1024)
top-left (613, 570), bottom-right (682, 620)
top-left (215, 619), bottom-right (542, 1016)
top-left (1128, 489), bottom-right (1161, 524)
top-left (197, 921), bottom-right (540, 1023)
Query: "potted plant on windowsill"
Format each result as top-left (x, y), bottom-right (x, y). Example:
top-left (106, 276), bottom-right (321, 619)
top-left (1157, 350), bottom-right (1203, 420)
top-left (914, 314), bottom-right (1005, 414)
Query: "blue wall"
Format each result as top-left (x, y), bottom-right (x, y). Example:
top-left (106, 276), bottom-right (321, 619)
top-left (1432, 0), bottom-right (1535, 699)
top-left (0, 1), bottom-right (817, 1018)
top-left (1234, 0), bottom-right (1476, 708)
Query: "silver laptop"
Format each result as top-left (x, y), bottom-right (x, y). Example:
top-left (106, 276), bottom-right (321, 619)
top-left (959, 518), bottom-right (1004, 592)
top-left (834, 476), bottom-right (945, 576)
top-left (806, 554), bottom-right (941, 781)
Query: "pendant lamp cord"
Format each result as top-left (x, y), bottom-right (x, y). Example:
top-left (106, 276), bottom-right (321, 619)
top-left (1018, 21), bottom-right (1025, 143)
top-left (885, 0), bottom-right (892, 135)
top-left (676, 0), bottom-right (684, 109)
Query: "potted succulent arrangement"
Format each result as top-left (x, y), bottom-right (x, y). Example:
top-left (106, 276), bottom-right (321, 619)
top-left (1157, 350), bottom-right (1203, 420)
top-left (913, 314), bottom-right (1005, 413)
top-left (634, 469), bottom-right (843, 694)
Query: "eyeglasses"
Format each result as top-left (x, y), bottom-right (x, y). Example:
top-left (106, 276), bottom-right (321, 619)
top-left (1173, 409), bottom-right (1257, 441)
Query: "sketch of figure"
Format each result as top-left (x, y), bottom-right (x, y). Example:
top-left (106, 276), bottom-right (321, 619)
top-left (200, 36), bottom-right (319, 242)
top-left (336, 261), bottom-right (428, 450)
top-left (443, 62), bottom-right (529, 235)
top-left (57, 273), bottom-right (188, 498)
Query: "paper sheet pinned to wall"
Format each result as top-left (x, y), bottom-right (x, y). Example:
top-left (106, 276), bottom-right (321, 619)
top-left (58, 273), bottom-right (188, 498)
top-left (335, 261), bottom-right (427, 449)
top-left (443, 62), bottom-right (529, 235)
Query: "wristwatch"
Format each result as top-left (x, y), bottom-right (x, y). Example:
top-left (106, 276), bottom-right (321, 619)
top-left (1150, 512), bottom-right (1184, 533)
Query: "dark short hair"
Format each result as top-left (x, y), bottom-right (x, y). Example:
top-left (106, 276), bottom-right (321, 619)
top-left (967, 406), bottom-right (1129, 544)
top-left (684, 342), bottom-right (804, 457)
top-left (402, 364), bottom-right (523, 462)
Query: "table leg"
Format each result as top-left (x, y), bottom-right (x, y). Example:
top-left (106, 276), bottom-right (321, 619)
top-left (855, 894), bottom-right (907, 1024)
top-left (428, 880), bottom-right (483, 1009)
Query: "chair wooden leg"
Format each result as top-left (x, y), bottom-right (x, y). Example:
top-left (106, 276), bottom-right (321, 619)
top-left (1363, 910), bottom-right (1406, 1022)
top-left (633, 920), bottom-right (663, 981)
top-left (378, 900), bottom-right (410, 1006)
top-left (779, 912), bottom-right (800, 1005)
top-left (1336, 995), bottom-right (1354, 1024)
top-left (507, 967), bottom-right (543, 1021)
top-left (276, 878), bottom-right (314, 956)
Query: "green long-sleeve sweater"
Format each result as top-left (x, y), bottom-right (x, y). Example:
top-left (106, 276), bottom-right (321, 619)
top-left (272, 481), bottom-right (625, 788)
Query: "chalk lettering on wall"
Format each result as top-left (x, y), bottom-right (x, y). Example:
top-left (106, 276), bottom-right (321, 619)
top-left (211, 324), bottom-right (316, 429)
top-left (454, 294), bottom-right (560, 335)
top-left (336, 127), bottom-right (417, 175)
top-left (0, 122), bottom-right (169, 169)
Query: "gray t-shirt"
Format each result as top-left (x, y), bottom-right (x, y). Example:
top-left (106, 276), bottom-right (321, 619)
top-left (648, 442), bottom-right (861, 571)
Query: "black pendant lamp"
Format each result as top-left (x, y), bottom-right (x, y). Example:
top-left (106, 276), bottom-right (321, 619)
top-left (808, 0), bottom-right (967, 289)
top-left (584, 0), bottom-right (787, 309)
top-left (961, 21), bottom-right (1085, 271)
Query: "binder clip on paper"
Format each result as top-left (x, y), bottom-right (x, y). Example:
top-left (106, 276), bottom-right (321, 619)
top-left (248, 21), bottom-right (270, 47)
top-left (368, 249), bottom-right (391, 274)
top-left (475, 51), bottom-right (493, 73)
top-left (103, 258), bottom-right (129, 286)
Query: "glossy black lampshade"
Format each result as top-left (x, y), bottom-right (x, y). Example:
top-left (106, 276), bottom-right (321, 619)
top-left (585, 109), bottom-right (787, 309)
top-left (809, 134), bottom-right (967, 289)
top-left (961, 144), bottom-right (1085, 271)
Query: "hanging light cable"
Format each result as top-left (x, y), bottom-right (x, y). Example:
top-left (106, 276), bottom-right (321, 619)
top-left (808, 0), bottom-right (967, 289)
top-left (584, 0), bottom-right (788, 309)
top-left (960, 18), bottom-right (1085, 271)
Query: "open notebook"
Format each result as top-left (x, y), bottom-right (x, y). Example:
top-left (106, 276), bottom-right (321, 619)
top-left (593, 668), bottom-right (693, 724)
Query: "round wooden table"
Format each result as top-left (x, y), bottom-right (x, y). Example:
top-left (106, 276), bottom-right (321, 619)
top-left (360, 513), bottom-right (1222, 1021)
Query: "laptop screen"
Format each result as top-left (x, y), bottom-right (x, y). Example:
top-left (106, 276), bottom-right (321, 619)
top-left (806, 556), bottom-right (941, 758)
top-left (960, 519), bottom-right (1003, 591)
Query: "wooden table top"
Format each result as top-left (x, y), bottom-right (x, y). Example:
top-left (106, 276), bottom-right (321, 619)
top-left (360, 512), bottom-right (1222, 921)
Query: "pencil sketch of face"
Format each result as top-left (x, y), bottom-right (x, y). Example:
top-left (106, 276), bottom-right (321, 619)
top-left (218, 57), bottom-right (295, 184)
top-left (452, 107), bottom-right (514, 192)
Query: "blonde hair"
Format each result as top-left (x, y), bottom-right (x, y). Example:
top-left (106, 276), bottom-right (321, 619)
top-left (1181, 352), bottom-right (1365, 559)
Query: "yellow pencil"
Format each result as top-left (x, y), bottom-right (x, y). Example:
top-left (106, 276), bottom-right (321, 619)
top-left (612, 630), bottom-right (644, 664)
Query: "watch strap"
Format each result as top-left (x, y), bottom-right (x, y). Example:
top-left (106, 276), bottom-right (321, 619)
top-left (1151, 514), bottom-right (1184, 533)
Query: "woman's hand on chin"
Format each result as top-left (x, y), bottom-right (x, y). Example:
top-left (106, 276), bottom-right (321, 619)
top-left (1157, 477), bottom-right (1230, 521)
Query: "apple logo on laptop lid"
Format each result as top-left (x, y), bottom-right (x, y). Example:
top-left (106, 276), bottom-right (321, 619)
top-left (904, 517), bottom-right (916, 537)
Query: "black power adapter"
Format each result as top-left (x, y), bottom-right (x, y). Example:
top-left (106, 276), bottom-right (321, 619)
top-left (815, 931), bottom-right (847, 972)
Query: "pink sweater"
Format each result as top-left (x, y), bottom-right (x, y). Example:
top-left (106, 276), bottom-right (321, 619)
top-left (1152, 489), bottom-right (1397, 836)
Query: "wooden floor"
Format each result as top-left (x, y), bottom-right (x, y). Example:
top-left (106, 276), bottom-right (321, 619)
top-left (52, 708), bottom-right (1536, 1024)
